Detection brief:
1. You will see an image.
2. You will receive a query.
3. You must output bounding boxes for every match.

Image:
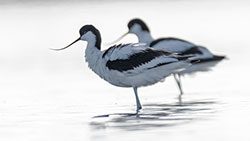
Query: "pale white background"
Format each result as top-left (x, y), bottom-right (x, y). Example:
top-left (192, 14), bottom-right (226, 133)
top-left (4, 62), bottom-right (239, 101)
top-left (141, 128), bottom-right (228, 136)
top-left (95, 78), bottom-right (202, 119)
top-left (0, 0), bottom-right (250, 141)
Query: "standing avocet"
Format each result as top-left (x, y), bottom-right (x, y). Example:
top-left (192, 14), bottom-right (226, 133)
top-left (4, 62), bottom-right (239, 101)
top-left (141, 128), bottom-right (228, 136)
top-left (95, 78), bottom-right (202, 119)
top-left (52, 25), bottom-right (196, 111)
top-left (110, 18), bottom-right (226, 96)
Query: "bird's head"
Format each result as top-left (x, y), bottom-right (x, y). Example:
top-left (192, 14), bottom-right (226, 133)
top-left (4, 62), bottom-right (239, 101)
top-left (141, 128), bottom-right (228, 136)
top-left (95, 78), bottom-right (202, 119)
top-left (106, 18), bottom-right (150, 45)
top-left (127, 18), bottom-right (150, 34)
top-left (52, 25), bottom-right (101, 51)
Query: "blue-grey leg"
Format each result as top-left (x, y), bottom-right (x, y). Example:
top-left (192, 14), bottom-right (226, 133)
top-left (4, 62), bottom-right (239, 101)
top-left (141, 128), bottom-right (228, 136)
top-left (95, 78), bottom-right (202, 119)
top-left (133, 87), bottom-right (142, 111)
top-left (174, 73), bottom-right (184, 96)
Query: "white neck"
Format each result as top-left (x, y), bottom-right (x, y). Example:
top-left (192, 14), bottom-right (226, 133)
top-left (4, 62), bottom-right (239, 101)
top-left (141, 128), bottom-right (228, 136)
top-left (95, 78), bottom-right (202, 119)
top-left (84, 38), bottom-right (102, 76)
top-left (135, 31), bottom-right (154, 46)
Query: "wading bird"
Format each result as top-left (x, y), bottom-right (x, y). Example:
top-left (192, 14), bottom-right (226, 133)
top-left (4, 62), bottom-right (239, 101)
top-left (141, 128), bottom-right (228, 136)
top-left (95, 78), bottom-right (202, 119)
top-left (109, 19), bottom-right (225, 96)
top-left (52, 25), bottom-right (197, 111)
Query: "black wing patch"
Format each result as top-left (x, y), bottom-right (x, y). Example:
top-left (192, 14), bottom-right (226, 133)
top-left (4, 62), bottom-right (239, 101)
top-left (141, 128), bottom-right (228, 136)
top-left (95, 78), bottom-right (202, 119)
top-left (150, 37), bottom-right (194, 47)
top-left (106, 49), bottom-right (171, 72)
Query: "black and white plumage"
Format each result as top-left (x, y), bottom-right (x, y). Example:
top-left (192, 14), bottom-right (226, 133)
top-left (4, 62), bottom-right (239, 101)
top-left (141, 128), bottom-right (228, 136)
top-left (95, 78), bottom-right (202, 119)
top-left (53, 25), bottom-right (195, 111)
top-left (110, 18), bottom-right (226, 95)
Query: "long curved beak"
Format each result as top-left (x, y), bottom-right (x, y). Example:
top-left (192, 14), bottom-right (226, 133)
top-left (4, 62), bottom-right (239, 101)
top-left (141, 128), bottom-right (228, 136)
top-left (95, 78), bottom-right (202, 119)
top-left (105, 32), bottom-right (129, 45)
top-left (51, 37), bottom-right (80, 51)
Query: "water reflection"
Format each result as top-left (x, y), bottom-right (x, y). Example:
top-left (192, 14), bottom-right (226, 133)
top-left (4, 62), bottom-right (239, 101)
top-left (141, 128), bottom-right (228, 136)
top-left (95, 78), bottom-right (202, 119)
top-left (90, 100), bottom-right (217, 131)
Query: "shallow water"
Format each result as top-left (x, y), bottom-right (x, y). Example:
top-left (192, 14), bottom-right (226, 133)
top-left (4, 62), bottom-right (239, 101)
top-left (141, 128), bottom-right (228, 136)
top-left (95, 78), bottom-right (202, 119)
top-left (1, 0), bottom-right (250, 141)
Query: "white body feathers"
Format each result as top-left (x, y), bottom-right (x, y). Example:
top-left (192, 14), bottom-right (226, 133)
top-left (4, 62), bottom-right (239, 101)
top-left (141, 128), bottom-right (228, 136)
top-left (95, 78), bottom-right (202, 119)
top-left (84, 34), bottom-right (191, 88)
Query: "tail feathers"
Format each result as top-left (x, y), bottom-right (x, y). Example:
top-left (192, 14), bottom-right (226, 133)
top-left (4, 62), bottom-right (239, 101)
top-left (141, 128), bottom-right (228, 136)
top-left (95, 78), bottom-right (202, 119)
top-left (196, 55), bottom-right (226, 63)
top-left (213, 55), bottom-right (226, 61)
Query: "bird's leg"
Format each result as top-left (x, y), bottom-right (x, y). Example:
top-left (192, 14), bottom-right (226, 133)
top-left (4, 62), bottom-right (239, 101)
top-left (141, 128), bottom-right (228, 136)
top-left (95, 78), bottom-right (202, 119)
top-left (133, 87), bottom-right (142, 111)
top-left (178, 93), bottom-right (183, 105)
top-left (174, 74), bottom-right (184, 96)
top-left (178, 74), bottom-right (184, 96)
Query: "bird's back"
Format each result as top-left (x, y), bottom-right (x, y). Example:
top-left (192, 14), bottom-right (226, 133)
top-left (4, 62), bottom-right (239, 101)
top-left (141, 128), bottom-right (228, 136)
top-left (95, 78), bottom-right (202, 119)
top-left (150, 37), bottom-right (196, 53)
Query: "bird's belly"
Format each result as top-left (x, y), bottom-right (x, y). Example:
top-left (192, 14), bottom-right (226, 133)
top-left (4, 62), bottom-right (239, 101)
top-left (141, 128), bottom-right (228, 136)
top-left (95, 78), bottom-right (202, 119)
top-left (104, 72), bottom-right (166, 88)
top-left (103, 61), bottom-right (190, 88)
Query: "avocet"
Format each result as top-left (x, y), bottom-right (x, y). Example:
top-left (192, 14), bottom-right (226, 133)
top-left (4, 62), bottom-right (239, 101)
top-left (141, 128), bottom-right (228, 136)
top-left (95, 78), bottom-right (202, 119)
top-left (110, 19), bottom-right (226, 96)
top-left (53, 25), bottom-right (196, 111)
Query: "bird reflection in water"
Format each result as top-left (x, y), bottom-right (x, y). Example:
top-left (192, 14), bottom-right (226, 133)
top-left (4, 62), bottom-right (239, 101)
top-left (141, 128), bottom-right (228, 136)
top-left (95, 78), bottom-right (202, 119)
top-left (90, 99), bottom-right (217, 131)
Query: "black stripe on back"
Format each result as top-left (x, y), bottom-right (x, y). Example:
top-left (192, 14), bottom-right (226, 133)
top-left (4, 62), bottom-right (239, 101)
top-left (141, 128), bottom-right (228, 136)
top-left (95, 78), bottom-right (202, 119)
top-left (180, 47), bottom-right (203, 55)
top-left (150, 37), bottom-right (194, 47)
top-left (106, 49), bottom-right (171, 72)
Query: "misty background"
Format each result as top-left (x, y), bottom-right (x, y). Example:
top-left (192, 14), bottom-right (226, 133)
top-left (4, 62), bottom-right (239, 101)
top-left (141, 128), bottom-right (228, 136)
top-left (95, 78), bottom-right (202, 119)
top-left (0, 0), bottom-right (250, 141)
